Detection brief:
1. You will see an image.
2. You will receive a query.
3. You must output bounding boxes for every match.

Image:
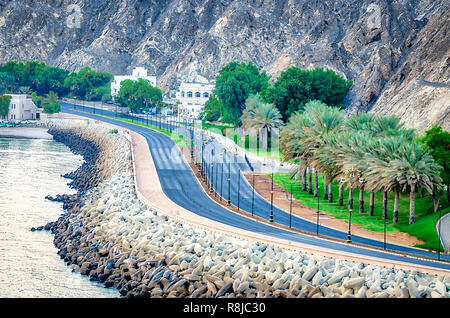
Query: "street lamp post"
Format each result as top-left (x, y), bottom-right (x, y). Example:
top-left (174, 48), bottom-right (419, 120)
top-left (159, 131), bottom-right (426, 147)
top-left (251, 173), bottom-right (255, 216)
top-left (210, 151), bottom-right (214, 194)
top-left (316, 187), bottom-right (320, 235)
top-left (340, 166), bottom-right (362, 243)
top-left (438, 206), bottom-right (442, 260)
top-left (237, 169), bottom-right (241, 211)
top-left (289, 182), bottom-right (293, 228)
top-left (269, 170), bottom-right (274, 223)
top-left (214, 153), bottom-right (218, 197)
top-left (220, 161), bottom-right (224, 201)
top-left (202, 140), bottom-right (206, 182)
top-left (227, 161), bottom-right (231, 206)
top-left (384, 209), bottom-right (387, 250)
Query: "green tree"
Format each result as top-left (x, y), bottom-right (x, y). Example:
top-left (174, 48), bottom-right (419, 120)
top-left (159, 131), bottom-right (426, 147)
top-left (0, 61), bottom-right (69, 96)
top-left (202, 95), bottom-right (223, 121)
top-left (0, 72), bottom-right (14, 94)
top-left (43, 102), bottom-right (61, 114)
top-left (41, 91), bottom-right (61, 114)
top-left (419, 125), bottom-right (450, 204)
top-left (214, 61), bottom-right (270, 125)
top-left (261, 66), bottom-right (352, 121)
top-left (64, 66), bottom-right (112, 100)
top-left (117, 78), bottom-right (162, 113)
top-left (0, 95), bottom-right (11, 119)
top-left (31, 92), bottom-right (43, 108)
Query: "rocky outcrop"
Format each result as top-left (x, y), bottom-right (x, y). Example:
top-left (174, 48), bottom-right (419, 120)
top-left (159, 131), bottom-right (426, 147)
top-left (0, 0), bottom-right (448, 130)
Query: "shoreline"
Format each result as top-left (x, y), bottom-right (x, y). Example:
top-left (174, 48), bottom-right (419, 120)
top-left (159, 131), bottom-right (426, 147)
top-left (31, 119), bottom-right (450, 298)
top-left (0, 127), bottom-right (53, 140)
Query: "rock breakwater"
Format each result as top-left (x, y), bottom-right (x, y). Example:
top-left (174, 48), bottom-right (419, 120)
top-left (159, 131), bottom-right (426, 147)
top-left (35, 119), bottom-right (449, 298)
top-left (47, 173), bottom-right (450, 298)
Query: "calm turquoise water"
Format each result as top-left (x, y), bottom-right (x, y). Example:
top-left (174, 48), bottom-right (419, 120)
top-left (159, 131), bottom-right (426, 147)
top-left (0, 137), bottom-right (119, 298)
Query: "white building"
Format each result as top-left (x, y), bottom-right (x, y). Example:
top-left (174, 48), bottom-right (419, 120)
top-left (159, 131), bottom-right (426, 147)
top-left (111, 67), bottom-right (157, 97)
top-left (175, 82), bottom-right (215, 118)
top-left (2, 94), bottom-right (39, 120)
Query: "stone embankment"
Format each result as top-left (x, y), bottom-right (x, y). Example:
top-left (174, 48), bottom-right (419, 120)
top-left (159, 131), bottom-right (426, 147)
top-left (34, 119), bottom-right (449, 298)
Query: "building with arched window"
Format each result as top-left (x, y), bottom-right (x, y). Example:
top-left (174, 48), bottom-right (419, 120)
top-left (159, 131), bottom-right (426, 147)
top-left (176, 81), bottom-right (215, 118)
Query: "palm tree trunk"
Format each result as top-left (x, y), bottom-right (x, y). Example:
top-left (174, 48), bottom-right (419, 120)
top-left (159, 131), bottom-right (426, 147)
top-left (323, 176), bottom-right (328, 200)
top-left (348, 187), bottom-right (353, 210)
top-left (314, 170), bottom-right (318, 197)
top-left (338, 182), bottom-right (344, 206)
top-left (393, 190), bottom-right (399, 224)
top-left (382, 191), bottom-right (388, 220)
top-left (359, 186), bottom-right (364, 213)
top-left (369, 191), bottom-right (375, 216)
top-left (409, 185), bottom-right (416, 224)
top-left (328, 181), bottom-right (333, 203)
top-left (301, 166), bottom-right (307, 191)
top-left (308, 168), bottom-right (312, 194)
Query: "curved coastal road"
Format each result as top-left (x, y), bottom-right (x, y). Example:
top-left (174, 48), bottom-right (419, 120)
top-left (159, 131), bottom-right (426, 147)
top-left (59, 103), bottom-right (450, 272)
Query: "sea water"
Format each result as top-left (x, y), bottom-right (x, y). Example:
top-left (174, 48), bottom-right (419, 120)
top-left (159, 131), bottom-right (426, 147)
top-left (0, 137), bottom-right (119, 298)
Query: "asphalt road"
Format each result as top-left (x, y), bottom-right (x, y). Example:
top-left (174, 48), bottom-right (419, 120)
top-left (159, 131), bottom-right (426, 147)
top-left (60, 102), bottom-right (450, 271)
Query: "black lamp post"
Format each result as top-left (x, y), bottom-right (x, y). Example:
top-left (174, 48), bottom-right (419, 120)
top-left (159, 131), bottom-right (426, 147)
top-left (316, 187), bottom-right (320, 235)
top-left (227, 161), bottom-right (231, 206)
top-left (210, 150), bottom-right (214, 194)
top-left (251, 173), bottom-right (255, 216)
top-left (201, 140), bottom-right (206, 182)
top-left (340, 166), bottom-right (362, 243)
top-left (220, 161), bottom-right (224, 201)
top-left (269, 170), bottom-right (274, 223)
top-left (214, 152), bottom-right (218, 197)
top-left (438, 206), bottom-right (442, 260)
top-left (384, 208), bottom-right (387, 250)
top-left (237, 168), bottom-right (241, 211)
top-left (289, 182), bottom-right (293, 228)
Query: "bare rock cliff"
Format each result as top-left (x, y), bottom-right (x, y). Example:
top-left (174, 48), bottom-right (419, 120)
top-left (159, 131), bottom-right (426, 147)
top-left (0, 0), bottom-right (448, 131)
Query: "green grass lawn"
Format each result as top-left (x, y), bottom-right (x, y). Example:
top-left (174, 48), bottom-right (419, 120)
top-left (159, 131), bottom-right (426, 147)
top-left (272, 172), bottom-right (449, 251)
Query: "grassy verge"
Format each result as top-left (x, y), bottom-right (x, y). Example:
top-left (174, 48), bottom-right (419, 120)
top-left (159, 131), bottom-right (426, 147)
top-left (272, 172), bottom-right (449, 251)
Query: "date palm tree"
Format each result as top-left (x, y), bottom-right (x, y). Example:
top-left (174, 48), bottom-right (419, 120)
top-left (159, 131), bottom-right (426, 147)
top-left (346, 113), bottom-right (415, 218)
top-left (241, 94), bottom-right (283, 153)
top-left (280, 110), bottom-right (314, 193)
top-left (364, 137), bottom-right (407, 221)
top-left (332, 132), bottom-right (374, 212)
top-left (389, 142), bottom-right (443, 224)
top-left (299, 101), bottom-right (345, 200)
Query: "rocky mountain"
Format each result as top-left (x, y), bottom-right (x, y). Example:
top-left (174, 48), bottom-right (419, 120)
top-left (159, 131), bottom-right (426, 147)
top-left (0, 0), bottom-right (448, 131)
